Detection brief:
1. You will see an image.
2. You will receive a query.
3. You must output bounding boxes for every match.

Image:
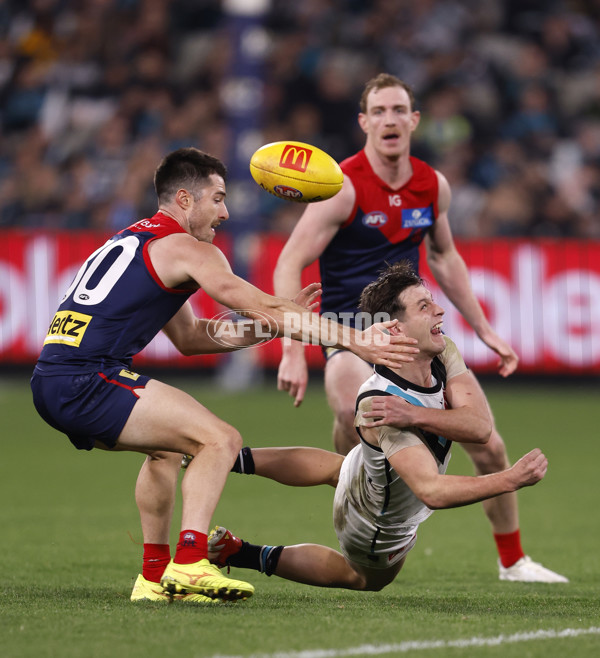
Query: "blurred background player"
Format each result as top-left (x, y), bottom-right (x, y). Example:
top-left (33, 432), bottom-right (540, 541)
top-left (208, 262), bottom-right (550, 590)
top-left (274, 73), bottom-right (567, 583)
top-left (30, 147), bottom-right (418, 604)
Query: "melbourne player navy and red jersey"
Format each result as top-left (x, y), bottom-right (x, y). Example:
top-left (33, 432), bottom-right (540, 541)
top-left (35, 212), bottom-right (194, 376)
top-left (319, 150), bottom-right (439, 322)
top-left (31, 212), bottom-right (196, 449)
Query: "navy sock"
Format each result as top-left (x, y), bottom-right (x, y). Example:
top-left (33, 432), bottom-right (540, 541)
top-left (227, 541), bottom-right (284, 576)
top-left (231, 447), bottom-right (255, 475)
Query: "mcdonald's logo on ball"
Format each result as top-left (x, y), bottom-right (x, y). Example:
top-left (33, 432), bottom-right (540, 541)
top-left (250, 141), bottom-right (343, 203)
top-left (279, 144), bottom-right (313, 172)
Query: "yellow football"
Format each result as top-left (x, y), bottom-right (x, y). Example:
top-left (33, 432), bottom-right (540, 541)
top-left (249, 141), bottom-right (343, 203)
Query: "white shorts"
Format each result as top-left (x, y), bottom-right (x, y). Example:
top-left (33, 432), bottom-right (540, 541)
top-left (332, 456), bottom-right (419, 570)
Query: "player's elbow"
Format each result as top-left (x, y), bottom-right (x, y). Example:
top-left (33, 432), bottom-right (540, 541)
top-left (451, 408), bottom-right (492, 444)
top-left (171, 332), bottom-right (207, 357)
top-left (411, 481), bottom-right (451, 510)
top-left (273, 252), bottom-right (304, 286)
top-left (164, 331), bottom-right (193, 356)
top-left (176, 343), bottom-right (196, 357)
top-left (472, 417), bottom-right (493, 444)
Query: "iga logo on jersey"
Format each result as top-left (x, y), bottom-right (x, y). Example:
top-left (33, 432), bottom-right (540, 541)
top-left (362, 211), bottom-right (388, 228)
top-left (401, 207), bottom-right (433, 228)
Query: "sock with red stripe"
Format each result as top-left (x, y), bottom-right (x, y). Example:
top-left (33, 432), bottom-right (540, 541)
top-left (142, 543), bottom-right (171, 583)
top-left (494, 529), bottom-right (525, 568)
top-left (174, 530), bottom-right (208, 564)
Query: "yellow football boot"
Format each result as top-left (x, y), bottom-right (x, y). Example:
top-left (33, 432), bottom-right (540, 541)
top-left (130, 574), bottom-right (219, 604)
top-left (160, 558), bottom-right (254, 602)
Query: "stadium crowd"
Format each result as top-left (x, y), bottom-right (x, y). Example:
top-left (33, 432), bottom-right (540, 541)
top-left (1, 0), bottom-right (600, 239)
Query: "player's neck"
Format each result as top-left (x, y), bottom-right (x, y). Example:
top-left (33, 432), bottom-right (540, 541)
top-left (364, 143), bottom-right (412, 189)
top-left (158, 205), bottom-right (188, 233)
top-left (389, 357), bottom-right (433, 389)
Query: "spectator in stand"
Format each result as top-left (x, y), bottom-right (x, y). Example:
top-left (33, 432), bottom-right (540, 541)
top-left (0, 0), bottom-right (599, 237)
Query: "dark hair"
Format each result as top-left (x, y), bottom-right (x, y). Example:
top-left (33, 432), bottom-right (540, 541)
top-left (154, 147), bottom-right (227, 202)
top-left (359, 73), bottom-right (416, 113)
top-left (358, 260), bottom-right (423, 319)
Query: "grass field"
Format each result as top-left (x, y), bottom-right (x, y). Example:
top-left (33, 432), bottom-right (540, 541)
top-left (1, 373), bottom-right (599, 658)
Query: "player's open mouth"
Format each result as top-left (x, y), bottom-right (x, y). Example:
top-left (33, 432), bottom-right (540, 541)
top-left (431, 322), bottom-right (443, 335)
top-left (383, 133), bottom-right (399, 141)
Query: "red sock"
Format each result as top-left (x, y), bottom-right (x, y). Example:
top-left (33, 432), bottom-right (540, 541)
top-left (142, 543), bottom-right (171, 583)
top-left (174, 530), bottom-right (208, 564)
top-left (494, 529), bottom-right (525, 568)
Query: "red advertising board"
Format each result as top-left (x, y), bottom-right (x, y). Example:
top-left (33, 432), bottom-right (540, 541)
top-left (0, 230), bottom-right (231, 368)
top-left (1, 230), bottom-right (599, 374)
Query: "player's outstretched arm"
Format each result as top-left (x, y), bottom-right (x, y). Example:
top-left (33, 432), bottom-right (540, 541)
top-left (163, 283), bottom-right (323, 355)
top-left (425, 172), bottom-right (519, 377)
top-left (157, 234), bottom-right (419, 366)
top-left (389, 444), bottom-right (547, 510)
top-left (274, 176), bottom-right (356, 406)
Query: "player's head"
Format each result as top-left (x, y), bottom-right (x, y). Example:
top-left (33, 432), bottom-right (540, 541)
top-left (154, 147), bottom-right (228, 204)
top-left (359, 74), bottom-right (415, 114)
top-left (358, 74), bottom-right (420, 157)
top-left (155, 148), bottom-right (229, 243)
top-left (359, 260), bottom-right (445, 354)
top-left (359, 261), bottom-right (423, 320)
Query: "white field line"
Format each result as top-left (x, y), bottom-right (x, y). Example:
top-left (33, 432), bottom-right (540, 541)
top-left (212, 626), bottom-right (600, 658)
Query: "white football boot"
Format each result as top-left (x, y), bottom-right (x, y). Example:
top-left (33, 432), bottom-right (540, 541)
top-left (499, 556), bottom-right (569, 583)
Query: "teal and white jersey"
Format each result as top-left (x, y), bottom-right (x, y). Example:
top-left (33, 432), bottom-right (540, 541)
top-left (333, 338), bottom-right (466, 568)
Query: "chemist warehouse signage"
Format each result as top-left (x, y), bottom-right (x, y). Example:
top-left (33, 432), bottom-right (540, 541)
top-left (1, 231), bottom-right (599, 374)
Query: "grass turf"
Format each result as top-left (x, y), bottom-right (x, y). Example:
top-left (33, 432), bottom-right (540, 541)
top-left (1, 374), bottom-right (599, 658)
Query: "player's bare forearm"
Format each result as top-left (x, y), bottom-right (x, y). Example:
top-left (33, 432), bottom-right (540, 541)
top-left (417, 454), bottom-right (546, 510)
top-left (273, 254), bottom-right (305, 299)
top-left (164, 317), bottom-right (269, 355)
top-left (362, 402), bottom-right (491, 443)
top-left (411, 405), bottom-right (491, 443)
top-left (427, 247), bottom-right (491, 337)
top-left (391, 446), bottom-right (547, 510)
top-left (277, 282), bottom-right (320, 404)
top-left (427, 247), bottom-right (518, 375)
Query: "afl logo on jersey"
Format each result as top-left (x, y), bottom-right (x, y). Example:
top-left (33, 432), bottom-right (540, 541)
top-left (362, 211), bottom-right (388, 228)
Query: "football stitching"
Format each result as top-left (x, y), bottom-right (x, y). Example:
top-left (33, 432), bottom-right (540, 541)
top-left (249, 163), bottom-right (343, 187)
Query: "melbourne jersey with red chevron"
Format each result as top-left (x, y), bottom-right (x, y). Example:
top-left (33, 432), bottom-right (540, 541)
top-left (319, 150), bottom-right (439, 322)
top-left (35, 212), bottom-right (194, 375)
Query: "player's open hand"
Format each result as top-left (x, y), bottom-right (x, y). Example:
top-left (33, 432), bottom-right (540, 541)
top-left (480, 331), bottom-right (519, 377)
top-left (293, 282), bottom-right (322, 311)
top-left (353, 320), bottom-right (419, 368)
top-left (510, 448), bottom-right (548, 488)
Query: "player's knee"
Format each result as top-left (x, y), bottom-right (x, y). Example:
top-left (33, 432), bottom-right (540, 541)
top-left (189, 424), bottom-right (242, 459)
top-left (359, 575), bottom-right (393, 592)
top-left (221, 426), bottom-right (243, 458)
top-left (336, 406), bottom-right (358, 436)
top-left (337, 571), bottom-right (369, 591)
